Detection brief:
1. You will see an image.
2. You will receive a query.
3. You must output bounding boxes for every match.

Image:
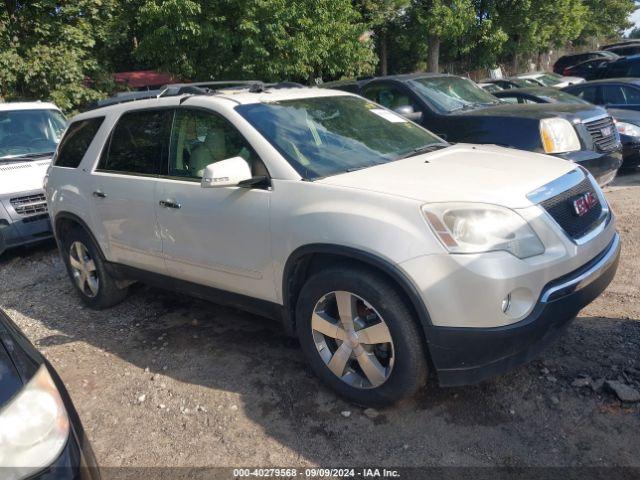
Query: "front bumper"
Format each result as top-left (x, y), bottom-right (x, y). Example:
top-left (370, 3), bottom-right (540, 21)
top-left (621, 140), bottom-right (640, 170)
top-left (426, 233), bottom-right (620, 387)
top-left (0, 198), bottom-right (52, 254)
top-left (558, 150), bottom-right (622, 186)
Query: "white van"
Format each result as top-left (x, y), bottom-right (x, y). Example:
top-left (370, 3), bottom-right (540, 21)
top-left (0, 102), bottom-right (66, 255)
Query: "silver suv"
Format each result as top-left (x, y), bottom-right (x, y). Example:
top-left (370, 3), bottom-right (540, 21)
top-left (45, 84), bottom-right (620, 406)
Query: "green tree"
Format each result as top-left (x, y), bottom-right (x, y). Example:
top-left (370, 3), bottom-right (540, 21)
top-left (135, 0), bottom-right (376, 83)
top-left (579, 0), bottom-right (636, 41)
top-left (491, 0), bottom-right (587, 72)
top-left (355, 0), bottom-right (409, 74)
top-left (0, 1), bottom-right (117, 111)
top-left (629, 26), bottom-right (640, 39)
top-left (409, 0), bottom-right (476, 73)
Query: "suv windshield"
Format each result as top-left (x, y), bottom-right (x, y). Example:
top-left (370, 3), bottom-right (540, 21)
top-left (0, 109), bottom-right (67, 161)
top-left (409, 76), bottom-right (500, 113)
top-left (530, 73), bottom-right (563, 87)
top-left (236, 95), bottom-right (445, 180)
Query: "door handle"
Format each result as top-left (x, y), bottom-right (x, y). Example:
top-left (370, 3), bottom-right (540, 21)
top-left (93, 191), bottom-right (107, 198)
top-left (159, 199), bottom-right (181, 209)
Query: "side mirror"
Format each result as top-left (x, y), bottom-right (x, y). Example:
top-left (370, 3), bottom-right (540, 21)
top-left (393, 105), bottom-right (422, 122)
top-left (201, 156), bottom-right (252, 188)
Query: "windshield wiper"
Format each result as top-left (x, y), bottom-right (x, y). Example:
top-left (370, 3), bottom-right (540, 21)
top-left (344, 160), bottom-right (388, 173)
top-left (0, 151), bottom-right (54, 162)
top-left (396, 143), bottom-right (448, 160)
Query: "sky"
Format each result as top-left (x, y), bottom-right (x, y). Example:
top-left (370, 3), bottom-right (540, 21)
top-left (627, 8), bottom-right (640, 35)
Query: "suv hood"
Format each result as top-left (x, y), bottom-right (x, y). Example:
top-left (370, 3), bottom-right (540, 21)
top-left (453, 102), bottom-right (608, 122)
top-left (317, 144), bottom-right (575, 209)
top-left (0, 159), bottom-right (51, 196)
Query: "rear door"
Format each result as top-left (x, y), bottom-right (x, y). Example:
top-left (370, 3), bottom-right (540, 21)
top-left (89, 108), bottom-right (172, 272)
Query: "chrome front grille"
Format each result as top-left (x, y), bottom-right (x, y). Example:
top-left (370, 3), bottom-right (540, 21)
top-left (528, 168), bottom-right (610, 242)
top-left (540, 177), bottom-right (604, 239)
top-left (584, 116), bottom-right (618, 152)
top-left (10, 193), bottom-right (48, 216)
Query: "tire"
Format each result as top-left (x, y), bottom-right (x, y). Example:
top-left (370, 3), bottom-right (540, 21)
top-left (296, 265), bottom-right (428, 407)
top-left (61, 227), bottom-right (128, 309)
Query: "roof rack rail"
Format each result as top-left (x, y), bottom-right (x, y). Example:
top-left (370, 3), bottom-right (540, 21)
top-left (83, 80), bottom-right (306, 111)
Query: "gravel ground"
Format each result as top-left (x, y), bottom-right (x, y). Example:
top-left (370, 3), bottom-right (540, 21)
top-left (1, 173), bottom-right (639, 470)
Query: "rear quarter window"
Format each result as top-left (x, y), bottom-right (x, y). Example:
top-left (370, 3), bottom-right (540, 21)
top-left (54, 117), bottom-right (104, 168)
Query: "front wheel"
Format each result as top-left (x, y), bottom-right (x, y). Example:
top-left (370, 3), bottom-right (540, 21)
top-left (296, 266), bottom-right (428, 407)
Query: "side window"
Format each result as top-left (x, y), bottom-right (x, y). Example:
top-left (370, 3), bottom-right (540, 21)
top-left (54, 117), bottom-right (104, 168)
top-left (621, 86), bottom-right (640, 104)
top-left (499, 96), bottom-right (518, 104)
top-left (602, 85), bottom-right (626, 104)
top-left (607, 62), bottom-right (629, 77)
top-left (627, 63), bottom-right (640, 77)
top-left (98, 109), bottom-right (172, 175)
top-left (168, 109), bottom-right (263, 180)
top-left (362, 84), bottom-right (419, 112)
top-left (572, 86), bottom-right (598, 103)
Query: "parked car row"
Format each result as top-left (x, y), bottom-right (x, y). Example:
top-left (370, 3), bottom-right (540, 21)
top-left (493, 86), bottom-right (640, 171)
top-left (326, 73), bottom-right (623, 186)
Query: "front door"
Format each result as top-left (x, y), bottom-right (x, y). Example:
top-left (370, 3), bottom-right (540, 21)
top-left (155, 107), bottom-right (274, 301)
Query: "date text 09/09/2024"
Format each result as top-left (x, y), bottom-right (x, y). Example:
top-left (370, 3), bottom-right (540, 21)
top-left (232, 468), bottom-right (401, 478)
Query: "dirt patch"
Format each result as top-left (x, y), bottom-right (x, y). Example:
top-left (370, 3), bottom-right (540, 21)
top-left (1, 173), bottom-right (639, 468)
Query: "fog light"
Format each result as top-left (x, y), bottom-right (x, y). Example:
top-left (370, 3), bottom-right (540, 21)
top-left (501, 294), bottom-right (512, 314)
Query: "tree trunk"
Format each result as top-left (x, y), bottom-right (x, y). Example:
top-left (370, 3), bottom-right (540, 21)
top-left (427, 34), bottom-right (440, 73)
top-left (380, 32), bottom-right (388, 76)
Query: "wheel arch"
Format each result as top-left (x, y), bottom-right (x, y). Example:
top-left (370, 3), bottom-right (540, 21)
top-left (53, 211), bottom-right (106, 261)
top-left (282, 244), bottom-right (433, 339)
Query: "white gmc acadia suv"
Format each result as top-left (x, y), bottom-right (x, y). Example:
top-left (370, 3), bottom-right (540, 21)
top-left (0, 102), bottom-right (67, 255)
top-left (45, 84), bottom-right (620, 406)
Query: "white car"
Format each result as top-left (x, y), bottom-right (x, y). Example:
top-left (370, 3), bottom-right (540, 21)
top-left (45, 84), bottom-right (620, 406)
top-left (517, 72), bottom-right (585, 88)
top-left (0, 102), bottom-right (67, 255)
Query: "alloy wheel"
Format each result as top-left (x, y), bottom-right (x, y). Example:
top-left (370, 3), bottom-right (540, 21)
top-left (311, 291), bottom-right (395, 389)
top-left (69, 241), bottom-right (99, 298)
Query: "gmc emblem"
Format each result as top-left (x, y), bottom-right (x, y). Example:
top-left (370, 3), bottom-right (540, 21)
top-left (572, 191), bottom-right (598, 217)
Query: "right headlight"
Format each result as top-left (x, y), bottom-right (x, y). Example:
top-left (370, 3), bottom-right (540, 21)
top-left (540, 117), bottom-right (581, 153)
top-left (422, 203), bottom-right (545, 259)
top-left (0, 365), bottom-right (70, 480)
top-left (615, 120), bottom-right (640, 137)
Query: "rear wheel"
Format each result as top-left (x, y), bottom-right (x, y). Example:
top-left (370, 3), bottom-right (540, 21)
top-left (296, 266), bottom-right (428, 406)
top-left (61, 228), bottom-right (128, 309)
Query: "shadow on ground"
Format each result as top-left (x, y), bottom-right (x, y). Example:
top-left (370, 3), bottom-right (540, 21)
top-left (2, 244), bottom-right (639, 467)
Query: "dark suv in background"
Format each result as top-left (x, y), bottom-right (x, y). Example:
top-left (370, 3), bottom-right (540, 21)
top-left (594, 54), bottom-right (640, 79)
top-left (326, 73), bottom-right (623, 186)
top-left (553, 51), bottom-right (618, 75)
